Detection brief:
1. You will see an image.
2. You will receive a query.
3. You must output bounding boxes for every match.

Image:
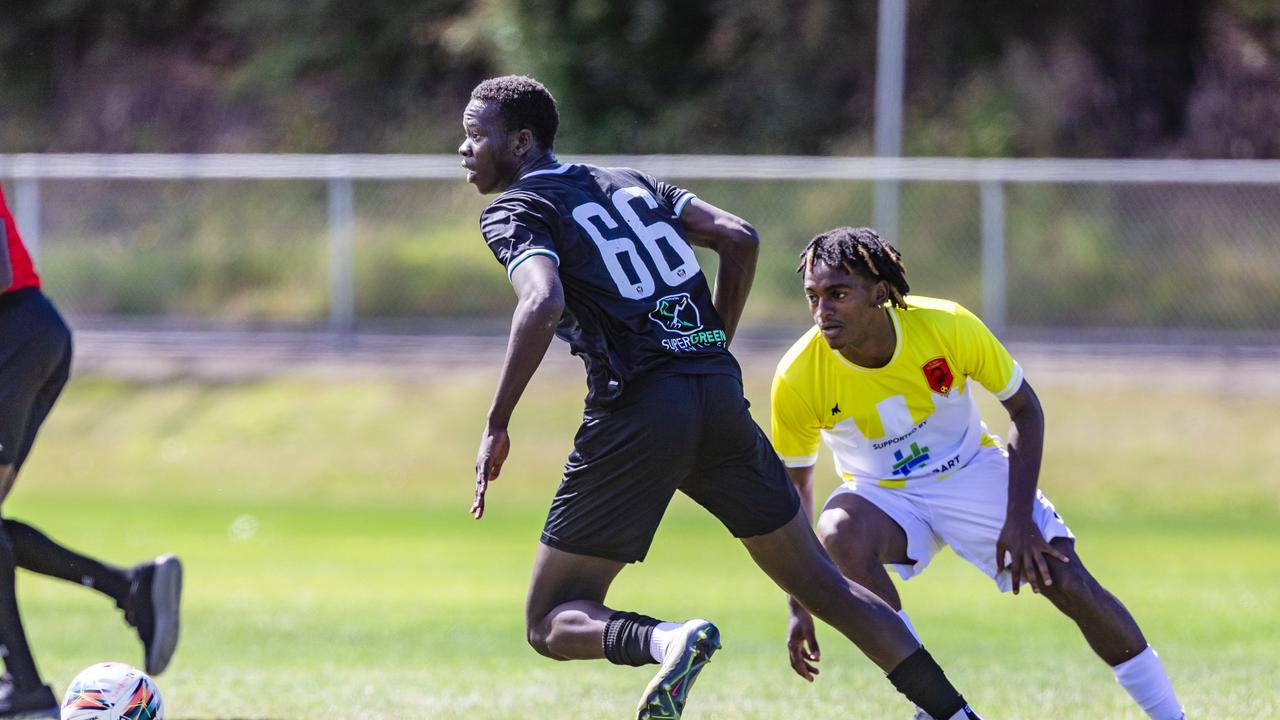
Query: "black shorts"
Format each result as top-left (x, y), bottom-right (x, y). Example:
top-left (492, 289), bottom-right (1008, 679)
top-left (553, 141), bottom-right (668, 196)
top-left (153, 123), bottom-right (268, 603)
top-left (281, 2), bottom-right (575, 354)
top-left (541, 371), bottom-right (801, 563)
top-left (0, 289), bottom-right (73, 471)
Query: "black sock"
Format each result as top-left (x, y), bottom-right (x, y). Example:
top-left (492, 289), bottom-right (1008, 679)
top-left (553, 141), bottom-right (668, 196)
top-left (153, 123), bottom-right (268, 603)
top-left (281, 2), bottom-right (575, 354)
top-left (0, 525), bottom-right (42, 690)
top-left (4, 519), bottom-right (132, 607)
top-left (887, 646), bottom-right (974, 720)
top-left (602, 611), bottom-right (660, 666)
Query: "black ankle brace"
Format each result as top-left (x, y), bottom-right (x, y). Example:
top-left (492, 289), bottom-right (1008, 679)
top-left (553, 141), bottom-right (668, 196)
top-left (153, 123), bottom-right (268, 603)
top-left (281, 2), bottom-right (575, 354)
top-left (602, 611), bottom-right (660, 666)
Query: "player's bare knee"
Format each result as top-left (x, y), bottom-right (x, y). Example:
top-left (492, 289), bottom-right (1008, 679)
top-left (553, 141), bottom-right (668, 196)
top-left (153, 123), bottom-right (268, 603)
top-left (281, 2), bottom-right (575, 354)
top-left (814, 512), bottom-right (843, 550)
top-left (527, 613), bottom-right (582, 661)
top-left (817, 512), bottom-right (877, 566)
top-left (525, 621), bottom-right (559, 660)
top-left (1042, 556), bottom-right (1098, 609)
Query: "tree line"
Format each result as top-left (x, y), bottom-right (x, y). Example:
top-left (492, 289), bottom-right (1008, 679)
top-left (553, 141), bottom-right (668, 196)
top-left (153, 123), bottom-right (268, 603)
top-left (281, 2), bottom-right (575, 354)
top-left (1, 0), bottom-right (1276, 158)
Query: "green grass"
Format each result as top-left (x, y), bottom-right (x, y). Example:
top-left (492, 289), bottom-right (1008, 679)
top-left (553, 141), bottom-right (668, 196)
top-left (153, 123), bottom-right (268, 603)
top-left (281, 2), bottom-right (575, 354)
top-left (9, 364), bottom-right (1280, 718)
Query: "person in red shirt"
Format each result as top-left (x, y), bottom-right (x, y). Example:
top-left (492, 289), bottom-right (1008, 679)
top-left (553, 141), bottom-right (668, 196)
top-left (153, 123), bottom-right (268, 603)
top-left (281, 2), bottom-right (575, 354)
top-left (0, 186), bottom-right (182, 717)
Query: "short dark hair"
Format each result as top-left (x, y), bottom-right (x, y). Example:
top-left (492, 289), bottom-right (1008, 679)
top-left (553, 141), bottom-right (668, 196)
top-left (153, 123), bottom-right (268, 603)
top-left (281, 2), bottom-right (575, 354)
top-left (798, 226), bottom-right (910, 309)
top-left (470, 75), bottom-right (559, 150)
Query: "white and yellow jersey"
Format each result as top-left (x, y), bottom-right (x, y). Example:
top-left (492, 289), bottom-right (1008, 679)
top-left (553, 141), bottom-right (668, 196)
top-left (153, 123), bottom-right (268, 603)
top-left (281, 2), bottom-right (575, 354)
top-left (770, 296), bottom-right (1023, 489)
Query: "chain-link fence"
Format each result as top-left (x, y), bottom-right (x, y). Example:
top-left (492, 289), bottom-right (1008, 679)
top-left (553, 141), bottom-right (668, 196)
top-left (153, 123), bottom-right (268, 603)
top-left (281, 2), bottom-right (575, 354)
top-left (3, 155), bottom-right (1278, 342)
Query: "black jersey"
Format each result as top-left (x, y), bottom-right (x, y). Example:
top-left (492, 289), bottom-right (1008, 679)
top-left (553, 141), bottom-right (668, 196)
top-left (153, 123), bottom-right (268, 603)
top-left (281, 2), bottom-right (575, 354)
top-left (481, 163), bottom-right (741, 405)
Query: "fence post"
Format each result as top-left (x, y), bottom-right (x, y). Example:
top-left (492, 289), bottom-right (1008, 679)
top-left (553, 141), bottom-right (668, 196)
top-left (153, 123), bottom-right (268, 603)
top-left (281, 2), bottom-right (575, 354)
top-left (873, 0), bottom-right (907, 243)
top-left (980, 180), bottom-right (1006, 336)
top-left (14, 178), bottom-right (41, 263)
top-left (327, 177), bottom-right (355, 335)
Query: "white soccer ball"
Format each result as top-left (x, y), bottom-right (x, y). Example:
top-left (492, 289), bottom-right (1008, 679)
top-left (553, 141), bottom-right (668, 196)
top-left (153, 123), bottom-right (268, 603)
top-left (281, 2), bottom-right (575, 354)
top-left (60, 662), bottom-right (164, 720)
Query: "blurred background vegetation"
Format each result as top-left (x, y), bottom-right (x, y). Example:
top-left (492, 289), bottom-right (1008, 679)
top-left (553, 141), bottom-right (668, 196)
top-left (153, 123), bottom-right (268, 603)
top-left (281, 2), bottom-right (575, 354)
top-left (3, 1), bottom-right (1279, 329)
top-left (2, 0), bottom-right (1278, 158)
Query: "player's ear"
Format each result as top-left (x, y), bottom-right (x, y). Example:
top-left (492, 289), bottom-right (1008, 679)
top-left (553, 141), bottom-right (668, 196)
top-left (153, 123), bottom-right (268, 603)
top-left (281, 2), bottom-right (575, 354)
top-left (512, 128), bottom-right (535, 158)
top-left (871, 280), bottom-right (888, 307)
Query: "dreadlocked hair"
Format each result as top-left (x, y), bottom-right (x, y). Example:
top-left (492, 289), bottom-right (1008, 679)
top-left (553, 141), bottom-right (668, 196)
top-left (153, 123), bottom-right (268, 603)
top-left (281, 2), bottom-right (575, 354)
top-left (797, 226), bottom-right (910, 309)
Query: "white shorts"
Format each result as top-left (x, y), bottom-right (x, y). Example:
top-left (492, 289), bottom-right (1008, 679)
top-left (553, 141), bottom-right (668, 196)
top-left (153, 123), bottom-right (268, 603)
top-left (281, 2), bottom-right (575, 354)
top-left (821, 445), bottom-right (1074, 592)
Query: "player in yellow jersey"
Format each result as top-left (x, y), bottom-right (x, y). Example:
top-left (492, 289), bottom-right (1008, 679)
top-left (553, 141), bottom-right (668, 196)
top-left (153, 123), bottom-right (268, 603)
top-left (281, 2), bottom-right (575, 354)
top-left (771, 227), bottom-right (1185, 720)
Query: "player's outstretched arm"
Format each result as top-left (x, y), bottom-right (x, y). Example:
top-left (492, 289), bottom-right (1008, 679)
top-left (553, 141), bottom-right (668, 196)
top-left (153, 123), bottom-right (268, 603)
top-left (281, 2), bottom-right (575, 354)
top-left (472, 255), bottom-right (565, 519)
top-left (995, 379), bottom-right (1069, 592)
top-left (678, 198), bottom-right (759, 344)
top-left (783, 465), bottom-right (822, 681)
top-left (786, 465), bottom-right (817, 526)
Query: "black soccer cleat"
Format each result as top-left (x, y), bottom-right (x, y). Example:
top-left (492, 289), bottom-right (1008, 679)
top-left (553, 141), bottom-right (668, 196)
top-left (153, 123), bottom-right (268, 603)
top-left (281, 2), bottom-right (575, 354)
top-left (636, 619), bottom-right (720, 720)
top-left (0, 676), bottom-right (58, 719)
top-left (124, 554), bottom-right (183, 675)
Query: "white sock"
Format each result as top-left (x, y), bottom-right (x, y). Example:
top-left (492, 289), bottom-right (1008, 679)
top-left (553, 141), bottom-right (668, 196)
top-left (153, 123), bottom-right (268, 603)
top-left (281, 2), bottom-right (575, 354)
top-left (945, 708), bottom-right (981, 720)
top-left (897, 608), bottom-right (922, 643)
top-left (648, 621), bottom-right (683, 663)
top-left (1112, 645), bottom-right (1185, 720)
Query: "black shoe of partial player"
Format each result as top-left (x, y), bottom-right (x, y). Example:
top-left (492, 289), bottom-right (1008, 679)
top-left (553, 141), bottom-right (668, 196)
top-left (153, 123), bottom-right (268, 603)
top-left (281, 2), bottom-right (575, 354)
top-left (0, 678), bottom-right (58, 719)
top-left (124, 554), bottom-right (183, 675)
top-left (636, 620), bottom-right (721, 720)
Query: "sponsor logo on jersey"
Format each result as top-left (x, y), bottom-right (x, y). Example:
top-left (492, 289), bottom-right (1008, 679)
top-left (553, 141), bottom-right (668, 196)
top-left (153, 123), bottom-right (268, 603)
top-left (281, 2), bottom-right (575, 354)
top-left (891, 441), bottom-right (931, 477)
top-left (649, 292), bottom-right (703, 336)
top-left (922, 356), bottom-right (954, 394)
top-left (929, 453), bottom-right (962, 474)
top-left (661, 329), bottom-right (727, 352)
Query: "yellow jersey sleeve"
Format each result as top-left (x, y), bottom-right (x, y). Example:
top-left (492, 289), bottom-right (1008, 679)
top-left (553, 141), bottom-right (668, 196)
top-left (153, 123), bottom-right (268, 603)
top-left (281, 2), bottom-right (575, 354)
top-left (770, 373), bottom-right (822, 467)
top-left (952, 303), bottom-right (1023, 400)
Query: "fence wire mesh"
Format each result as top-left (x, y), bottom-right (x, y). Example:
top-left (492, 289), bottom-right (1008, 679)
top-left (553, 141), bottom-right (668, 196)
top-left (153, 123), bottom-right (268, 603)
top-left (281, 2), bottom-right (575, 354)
top-left (6, 156), bottom-right (1279, 341)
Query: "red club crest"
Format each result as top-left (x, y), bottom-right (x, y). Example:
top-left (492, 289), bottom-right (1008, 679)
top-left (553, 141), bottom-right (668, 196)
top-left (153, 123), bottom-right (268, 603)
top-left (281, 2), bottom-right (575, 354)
top-left (922, 357), bottom-right (954, 394)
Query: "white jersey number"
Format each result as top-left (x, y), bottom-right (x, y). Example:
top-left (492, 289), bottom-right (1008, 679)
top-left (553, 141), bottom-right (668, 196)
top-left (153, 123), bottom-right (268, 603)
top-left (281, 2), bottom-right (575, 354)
top-left (571, 187), bottom-right (700, 300)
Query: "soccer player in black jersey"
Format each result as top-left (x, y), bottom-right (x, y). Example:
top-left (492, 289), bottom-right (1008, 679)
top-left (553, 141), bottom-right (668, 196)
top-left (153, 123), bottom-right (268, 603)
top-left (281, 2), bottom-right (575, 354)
top-left (461, 75), bottom-right (984, 720)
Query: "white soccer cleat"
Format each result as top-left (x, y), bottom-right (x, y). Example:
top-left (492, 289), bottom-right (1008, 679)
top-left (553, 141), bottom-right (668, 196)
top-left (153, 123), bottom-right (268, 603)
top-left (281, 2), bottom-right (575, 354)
top-left (636, 619), bottom-right (720, 720)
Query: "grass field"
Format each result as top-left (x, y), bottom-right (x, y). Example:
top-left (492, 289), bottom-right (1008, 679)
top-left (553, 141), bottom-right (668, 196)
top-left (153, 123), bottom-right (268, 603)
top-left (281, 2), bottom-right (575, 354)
top-left (9, 352), bottom-right (1280, 718)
